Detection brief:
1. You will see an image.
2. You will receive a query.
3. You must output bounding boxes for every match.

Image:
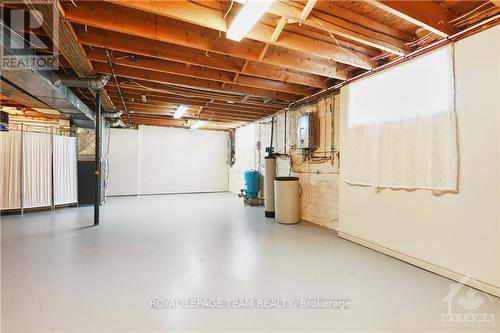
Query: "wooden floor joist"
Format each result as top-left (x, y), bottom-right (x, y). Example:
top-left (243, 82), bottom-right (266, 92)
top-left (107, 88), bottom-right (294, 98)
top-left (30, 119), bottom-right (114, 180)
top-left (65, 2), bottom-right (353, 77)
top-left (9, 0), bottom-right (497, 129)
top-left (87, 50), bottom-right (315, 96)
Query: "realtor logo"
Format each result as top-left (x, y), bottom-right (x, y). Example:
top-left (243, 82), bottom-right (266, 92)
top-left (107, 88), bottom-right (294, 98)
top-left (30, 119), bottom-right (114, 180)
top-left (0, 0), bottom-right (59, 70)
top-left (441, 275), bottom-right (496, 328)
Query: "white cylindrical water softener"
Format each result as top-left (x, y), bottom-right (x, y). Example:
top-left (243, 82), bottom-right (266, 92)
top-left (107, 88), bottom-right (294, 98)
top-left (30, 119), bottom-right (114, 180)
top-left (264, 156), bottom-right (276, 218)
top-left (274, 176), bottom-right (301, 224)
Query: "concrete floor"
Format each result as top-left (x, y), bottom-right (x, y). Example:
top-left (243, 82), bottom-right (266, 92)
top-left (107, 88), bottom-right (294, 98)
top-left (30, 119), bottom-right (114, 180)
top-left (1, 193), bottom-right (499, 332)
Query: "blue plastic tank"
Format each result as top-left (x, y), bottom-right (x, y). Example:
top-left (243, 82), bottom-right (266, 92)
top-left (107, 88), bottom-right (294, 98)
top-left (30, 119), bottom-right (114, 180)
top-left (244, 170), bottom-right (260, 198)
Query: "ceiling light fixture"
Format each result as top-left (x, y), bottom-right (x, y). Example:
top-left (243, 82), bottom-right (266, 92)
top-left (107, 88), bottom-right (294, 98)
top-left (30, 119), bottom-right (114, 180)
top-left (173, 105), bottom-right (188, 119)
top-left (190, 121), bottom-right (207, 130)
top-left (226, 0), bottom-right (274, 41)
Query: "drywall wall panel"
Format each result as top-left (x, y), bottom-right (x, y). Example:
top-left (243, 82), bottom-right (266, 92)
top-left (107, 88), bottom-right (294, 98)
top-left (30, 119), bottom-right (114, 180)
top-left (339, 26), bottom-right (500, 290)
top-left (107, 128), bottom-right (139, 196)
top-left (229, 124), bottom-right (256, 194)
top-left (138, 126), bottom-right (228, 194)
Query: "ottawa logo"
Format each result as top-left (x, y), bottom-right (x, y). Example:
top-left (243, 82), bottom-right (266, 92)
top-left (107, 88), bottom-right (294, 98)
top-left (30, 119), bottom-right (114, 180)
top-left (441, 275), bottom-right (496, 328)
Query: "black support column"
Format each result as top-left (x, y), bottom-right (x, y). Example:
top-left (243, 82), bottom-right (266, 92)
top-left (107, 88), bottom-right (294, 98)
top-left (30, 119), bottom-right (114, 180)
top-left (94, 91), bottom-right (101, 226)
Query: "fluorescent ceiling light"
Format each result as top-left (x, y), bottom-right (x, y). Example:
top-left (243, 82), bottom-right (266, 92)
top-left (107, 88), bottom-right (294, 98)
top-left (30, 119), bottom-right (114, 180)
top-left (190, 121), bottom-right (206, 130)
top-left (226, 0), bottom-right (274, 41)
top-left (173, 105), bottom-right (188, 119)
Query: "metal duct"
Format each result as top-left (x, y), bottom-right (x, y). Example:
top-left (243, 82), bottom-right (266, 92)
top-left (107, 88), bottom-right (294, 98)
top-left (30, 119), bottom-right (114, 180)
top-left (55, 74), bottom-right (111, 90)
top-left (0, 21), bottom-right (95, 128)
top-left (108, 118), bottom-right (128, 128)
top-left (102, 111), bottom-right (123, 118)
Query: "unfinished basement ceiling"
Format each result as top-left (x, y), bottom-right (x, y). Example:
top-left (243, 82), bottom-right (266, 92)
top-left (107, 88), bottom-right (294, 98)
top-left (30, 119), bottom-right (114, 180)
top-left (2, 0), bottom-right (499, 130)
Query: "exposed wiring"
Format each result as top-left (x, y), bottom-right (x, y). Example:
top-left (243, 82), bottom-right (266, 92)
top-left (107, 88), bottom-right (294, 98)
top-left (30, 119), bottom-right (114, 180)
top-left (405, 32), bottom-right (433, 47)
top-left (111, 54), bottom-right (131, 60)
top-left (449, 2), bottom-right (492, 24)
top-left (453, 6), bottom-right (498, 27)
top-left (309, 16), bottom-right (368, 71)
top-left (131, 80), bottom-right (247, 101)
top-left (223, 0), bottom-right (234, 18)
top-left (105, 49), bottom-right (132, 124)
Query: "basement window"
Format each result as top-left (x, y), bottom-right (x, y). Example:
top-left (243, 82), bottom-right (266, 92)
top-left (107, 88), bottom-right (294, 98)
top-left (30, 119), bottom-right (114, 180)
top-left (348, 46), bottom-right (455, 128)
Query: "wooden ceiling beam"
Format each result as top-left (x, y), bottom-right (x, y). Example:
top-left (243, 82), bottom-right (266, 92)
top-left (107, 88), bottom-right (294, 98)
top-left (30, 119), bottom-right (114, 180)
top-left (110, 99), bottom-right (272, 117)
top-left (300, 0), bottom-right (318, 21)
top-left (119, 100), bottom-right (267, 117)
top-left (242, 60), bottom-right (329, 89)
top-left (271, 17), bottom-right (288, 43)
top-left (108, 78), bottom-right (289, 104)
top-left (128, 110), bottom-right (258, 123)
top-left (108, 90), bottom-right (283, 113)
top-left (129, 113), bottom-right (245, 126)
top-left (312, 1), bottom-right (414, 42)
top-left (108, 93), bottom-right (278, 113)
top-left (127, 115), bottom-right (241, 130)
top-left (87, 49), bottom-right (314, 96)
top-left (129, 108), bottom-right (257, 122)
top-left (78, 28), bottom-right (333, 87)
top-left (65, 2), bottom-right (350, 77)
top-left (87, 0), bottom-right (372, 69)
top-left (116, 98), bottom-right (268, 114)
top-left (92, 62), bottom-right (300, 102)
top-left (371, 1), bottom-right (457, 38)
top-left (265, 1), bottom-right (409, 55)
top-left (107, 89), bottom-right (282, 110)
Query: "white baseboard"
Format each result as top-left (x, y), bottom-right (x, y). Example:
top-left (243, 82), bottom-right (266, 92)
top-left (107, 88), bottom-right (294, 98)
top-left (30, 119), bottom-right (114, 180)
top-left (338, 232), bottom-right (500, 298)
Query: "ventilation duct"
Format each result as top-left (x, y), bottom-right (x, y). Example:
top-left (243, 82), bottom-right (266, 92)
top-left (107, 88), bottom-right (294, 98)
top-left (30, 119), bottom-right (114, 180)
top-left (107, 118), bottom-right (128, 128)
top-left (102, 111), bottom-right (123, 118)
top-left (1, 23), bottom-right (95, 128)
top-left (54, 74), bottom-right (111, 90)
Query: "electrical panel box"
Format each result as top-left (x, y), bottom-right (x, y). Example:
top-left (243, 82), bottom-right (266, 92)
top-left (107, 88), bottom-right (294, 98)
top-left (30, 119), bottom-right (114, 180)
top-left (297, 113), bottom-right (317, 150)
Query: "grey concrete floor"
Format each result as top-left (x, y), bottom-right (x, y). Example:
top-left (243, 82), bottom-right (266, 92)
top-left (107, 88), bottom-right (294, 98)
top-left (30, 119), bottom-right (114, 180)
top-left (1, 193), bottom-right (499, 332)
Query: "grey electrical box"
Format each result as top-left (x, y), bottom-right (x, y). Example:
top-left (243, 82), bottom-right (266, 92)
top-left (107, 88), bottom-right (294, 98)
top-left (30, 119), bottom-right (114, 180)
top-left (297, 113), bottom-right (317, 150)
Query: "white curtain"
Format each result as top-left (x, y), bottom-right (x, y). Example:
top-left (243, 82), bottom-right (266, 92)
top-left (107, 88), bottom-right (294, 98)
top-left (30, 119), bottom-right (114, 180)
top-left (0, 132), bottom-right (22, 209)
top-left (342, 46), bottom-right (458, 191)
top-left (53, 135), bottom-right (78, 205)
top-left (22, 132), bottom-right (52, 208)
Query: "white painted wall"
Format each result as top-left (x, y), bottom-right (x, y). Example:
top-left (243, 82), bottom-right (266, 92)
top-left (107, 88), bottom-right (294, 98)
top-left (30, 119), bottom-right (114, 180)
top-left (107, 126), bottom-right (229, 195)
top-left (138, 126), bottom-right (228, 194)
top-left (228, 124), bottom-right (256, 194)
top-left (107, 128), bottom-right (139, 196)
top-left (339, 27), bottom-right (500, 294)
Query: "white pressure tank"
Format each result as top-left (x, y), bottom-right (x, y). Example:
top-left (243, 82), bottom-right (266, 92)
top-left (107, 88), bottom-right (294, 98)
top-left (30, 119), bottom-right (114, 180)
top-left (274, 176), bottom-right (301, 224)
